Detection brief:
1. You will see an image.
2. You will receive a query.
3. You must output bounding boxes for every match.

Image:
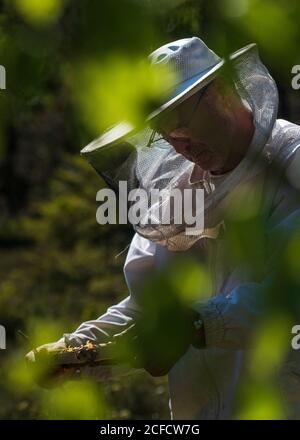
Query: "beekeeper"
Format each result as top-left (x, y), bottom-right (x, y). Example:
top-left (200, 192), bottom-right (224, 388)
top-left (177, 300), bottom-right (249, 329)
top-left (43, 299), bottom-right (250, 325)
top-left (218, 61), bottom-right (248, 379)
top-left (27, 37), bottom-right (300, 419)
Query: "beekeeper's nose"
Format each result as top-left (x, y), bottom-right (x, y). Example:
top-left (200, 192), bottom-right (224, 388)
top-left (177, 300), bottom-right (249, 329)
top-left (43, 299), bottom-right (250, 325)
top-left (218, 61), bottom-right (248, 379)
top-left (166, 135), bottom-right (191, 156)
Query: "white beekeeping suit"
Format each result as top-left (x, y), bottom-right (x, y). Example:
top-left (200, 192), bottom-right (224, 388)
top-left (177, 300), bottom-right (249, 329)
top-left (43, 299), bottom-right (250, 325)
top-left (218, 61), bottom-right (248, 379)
top-left (57, 38), bottom-right (300, 418)
top-left (64, 116), bottom-right (300, 419)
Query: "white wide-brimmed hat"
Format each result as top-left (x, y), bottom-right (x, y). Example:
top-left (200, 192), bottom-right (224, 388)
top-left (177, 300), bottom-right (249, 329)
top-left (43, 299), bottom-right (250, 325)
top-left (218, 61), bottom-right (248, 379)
top-left (82, 37), bottom-right (256, 152)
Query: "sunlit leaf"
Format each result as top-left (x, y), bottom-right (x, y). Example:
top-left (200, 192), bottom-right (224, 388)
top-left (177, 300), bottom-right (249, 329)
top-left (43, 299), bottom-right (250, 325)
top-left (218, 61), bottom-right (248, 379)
top-left (237, 381), bottom-right (284, 420)
top-left (6, 354), bottom-right (36, 394)
top-left (249, 314), bottom-right (292, 378)
top-left (13, 0), bottom-right (66, 25)
top-left (73, 56), bottom-right (176, 134)
top-left (169, 259), bottom-right (211, 302)
top-left (41, 380), bottom-right (107, 419)
top-left (27, 319), bottom-right (64, 349)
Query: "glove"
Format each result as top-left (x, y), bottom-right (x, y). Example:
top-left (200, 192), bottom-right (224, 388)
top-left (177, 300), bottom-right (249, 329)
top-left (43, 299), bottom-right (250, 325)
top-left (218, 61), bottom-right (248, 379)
top-left (25, 340), bottom-right (79, 388)
top-left (25, 336), bottom-right (131, 388)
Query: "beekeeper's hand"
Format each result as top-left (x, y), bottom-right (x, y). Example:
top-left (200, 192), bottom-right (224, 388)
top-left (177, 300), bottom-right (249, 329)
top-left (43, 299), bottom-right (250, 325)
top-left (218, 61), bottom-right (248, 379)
top-left (26, 340), bottom-right (66, 359)
top-left (25, 340), bottom-right (79, 388)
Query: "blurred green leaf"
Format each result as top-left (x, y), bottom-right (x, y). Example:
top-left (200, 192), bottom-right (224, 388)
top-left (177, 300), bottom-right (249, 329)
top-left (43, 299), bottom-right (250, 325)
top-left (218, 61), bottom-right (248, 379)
top-left (249, 314), bottom-right (292, 378)
top-left (13, 0), bottom-right (67, 25)
top-left (74, 56), bottom-right (176, 134)
top-left (237, 381), bottom-right (284, 420)
top-left (41, 380), bottom-right (107, 420)
top-left (169, 259), bottom-right (211, 302)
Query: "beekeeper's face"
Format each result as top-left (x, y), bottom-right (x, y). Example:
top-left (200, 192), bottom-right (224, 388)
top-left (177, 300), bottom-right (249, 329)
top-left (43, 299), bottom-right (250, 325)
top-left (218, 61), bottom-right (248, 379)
top-left (152, 78), bottom-right (254, 174)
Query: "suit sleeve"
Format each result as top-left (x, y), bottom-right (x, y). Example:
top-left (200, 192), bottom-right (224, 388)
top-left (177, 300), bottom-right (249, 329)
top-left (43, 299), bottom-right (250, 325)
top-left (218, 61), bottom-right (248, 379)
top-left (62, 233), bottom-right (157, 347)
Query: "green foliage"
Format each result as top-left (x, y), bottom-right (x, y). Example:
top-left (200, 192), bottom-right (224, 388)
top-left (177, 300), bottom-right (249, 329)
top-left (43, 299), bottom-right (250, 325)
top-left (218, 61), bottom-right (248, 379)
top-left (74, 58), bottom-right (176, 134)
top-left (41, 380), bottom-right (106, 420)
top-left (13, 0), bottom-right (67, 26)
